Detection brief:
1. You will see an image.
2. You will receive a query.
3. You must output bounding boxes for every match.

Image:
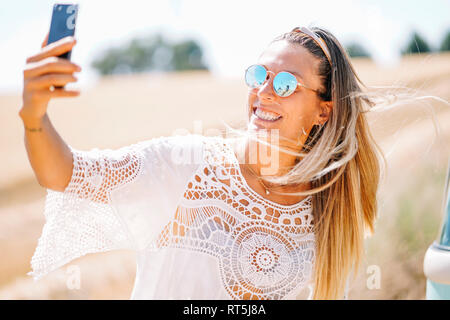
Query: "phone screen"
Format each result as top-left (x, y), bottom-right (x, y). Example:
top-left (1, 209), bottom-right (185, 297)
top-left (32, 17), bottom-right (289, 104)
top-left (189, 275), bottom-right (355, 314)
top-left (48, 4), bottom-right (78, 60)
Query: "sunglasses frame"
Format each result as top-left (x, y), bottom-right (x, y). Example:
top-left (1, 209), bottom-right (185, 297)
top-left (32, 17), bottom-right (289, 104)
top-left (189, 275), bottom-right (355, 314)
top-left (245, 64), bottom-right (320, 98)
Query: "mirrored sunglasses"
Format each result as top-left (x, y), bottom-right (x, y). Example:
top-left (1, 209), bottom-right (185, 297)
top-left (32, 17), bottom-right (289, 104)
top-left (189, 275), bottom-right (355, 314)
top-left (244, 64), bottom-right (318, 97)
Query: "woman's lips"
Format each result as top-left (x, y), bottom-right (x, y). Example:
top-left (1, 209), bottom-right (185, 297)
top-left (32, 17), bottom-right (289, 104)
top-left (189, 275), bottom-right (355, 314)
top-left (252, 106), bottom-right (283, 121)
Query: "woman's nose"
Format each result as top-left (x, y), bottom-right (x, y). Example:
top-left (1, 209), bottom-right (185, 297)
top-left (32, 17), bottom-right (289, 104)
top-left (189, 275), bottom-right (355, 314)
top-left (257, 71), bottom-right (276, 100)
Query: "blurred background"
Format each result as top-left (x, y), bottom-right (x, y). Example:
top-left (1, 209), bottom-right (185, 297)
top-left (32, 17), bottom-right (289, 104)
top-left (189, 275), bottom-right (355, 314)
top-left (0, 0), bottom-right (449, 299)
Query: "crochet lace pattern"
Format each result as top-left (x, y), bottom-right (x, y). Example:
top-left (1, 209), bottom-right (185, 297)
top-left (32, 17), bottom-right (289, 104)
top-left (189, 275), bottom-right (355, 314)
top-left (29, 142), bottom-right (149, 280)
top-left (153, 137), bottom-right (315, 300)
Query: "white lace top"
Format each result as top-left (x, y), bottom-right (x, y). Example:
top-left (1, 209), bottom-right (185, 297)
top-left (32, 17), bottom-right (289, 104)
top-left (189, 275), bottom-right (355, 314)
top-left (29, 134), bottom-right (334, 300)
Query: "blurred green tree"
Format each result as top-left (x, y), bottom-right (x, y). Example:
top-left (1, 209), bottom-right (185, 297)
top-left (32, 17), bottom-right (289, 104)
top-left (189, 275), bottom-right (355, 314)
top-left (401, 31), bottom-right (431, 55)
top-left (172, 40), bottom-right (207, 71)
top-left (345, 42), bottom-right (371, 58)
top-left (91, 33), bottom-right (208, 75)
top-left (439, 30), bottom-right (450, 52)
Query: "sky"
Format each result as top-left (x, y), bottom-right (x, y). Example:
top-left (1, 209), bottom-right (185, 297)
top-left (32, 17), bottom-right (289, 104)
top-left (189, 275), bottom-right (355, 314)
top-left (0, 0), bottom-right (449, 93)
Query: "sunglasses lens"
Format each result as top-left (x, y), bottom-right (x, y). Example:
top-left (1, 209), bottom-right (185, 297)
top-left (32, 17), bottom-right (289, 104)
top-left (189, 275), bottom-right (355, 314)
top-left (245, 64), bottom-right (267, 88)
top-left (273, 72), bottom-right (297, 97)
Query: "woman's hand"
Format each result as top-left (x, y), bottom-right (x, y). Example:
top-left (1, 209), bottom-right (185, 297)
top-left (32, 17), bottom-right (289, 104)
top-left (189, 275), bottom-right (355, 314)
top-left (19, 33), bottom-right (82, 121)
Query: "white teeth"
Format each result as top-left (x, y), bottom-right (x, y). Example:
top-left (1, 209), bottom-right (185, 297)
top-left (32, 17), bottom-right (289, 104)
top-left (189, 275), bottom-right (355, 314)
top-left (255, 108), bottom-right (281, 121)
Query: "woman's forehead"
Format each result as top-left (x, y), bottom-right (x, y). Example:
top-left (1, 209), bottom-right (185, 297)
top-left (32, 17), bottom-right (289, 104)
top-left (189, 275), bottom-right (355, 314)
top-left (257, 40), bottom-right (319, 79)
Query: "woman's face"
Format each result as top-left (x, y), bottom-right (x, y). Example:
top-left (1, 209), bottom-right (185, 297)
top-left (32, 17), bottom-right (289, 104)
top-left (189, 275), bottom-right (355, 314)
top-left (247, 40), bottom-right (332, 149)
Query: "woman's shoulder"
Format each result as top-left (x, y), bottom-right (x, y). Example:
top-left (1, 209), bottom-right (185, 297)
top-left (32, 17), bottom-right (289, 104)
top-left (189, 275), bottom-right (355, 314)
top-left (161, 133), bottom-right (235, 156)
top-left (133, 133), bottom-right (207, 154)
top-left (134, 134), bottom-right (237, 168)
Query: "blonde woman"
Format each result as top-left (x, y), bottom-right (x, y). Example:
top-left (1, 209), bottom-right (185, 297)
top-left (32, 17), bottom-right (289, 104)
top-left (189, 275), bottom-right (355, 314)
top-left (20, 26), bottom-right (387, 300)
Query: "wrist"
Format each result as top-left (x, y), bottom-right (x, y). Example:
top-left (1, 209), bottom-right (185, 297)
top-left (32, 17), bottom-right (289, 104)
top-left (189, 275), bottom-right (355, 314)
top-left (19, 111), bottom-right (47, 130)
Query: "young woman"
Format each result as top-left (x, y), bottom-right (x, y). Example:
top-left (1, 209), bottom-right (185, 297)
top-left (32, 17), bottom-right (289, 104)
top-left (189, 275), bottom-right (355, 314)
top-left (20, 26), bottom-right (386, 300)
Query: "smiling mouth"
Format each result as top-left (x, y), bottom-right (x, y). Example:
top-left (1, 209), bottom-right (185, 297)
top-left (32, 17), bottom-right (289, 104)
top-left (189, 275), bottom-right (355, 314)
top-left (252, 107), bottom-right (283, 122)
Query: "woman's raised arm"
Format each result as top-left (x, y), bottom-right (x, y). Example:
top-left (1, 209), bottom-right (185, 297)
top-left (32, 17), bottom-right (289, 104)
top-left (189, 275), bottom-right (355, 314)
top-left (19, 33), bottom-right (81, 191)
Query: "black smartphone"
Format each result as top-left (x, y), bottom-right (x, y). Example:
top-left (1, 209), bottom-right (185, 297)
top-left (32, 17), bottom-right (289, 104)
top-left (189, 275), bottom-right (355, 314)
top-left (48, 3), bottom-right (79, 60)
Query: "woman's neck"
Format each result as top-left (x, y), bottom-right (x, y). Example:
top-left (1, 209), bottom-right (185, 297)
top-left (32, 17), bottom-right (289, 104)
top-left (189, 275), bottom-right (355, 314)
top-left (237, 135), bottom-right (300, 179)
top-left (233, 135), bottom-right (312, 203)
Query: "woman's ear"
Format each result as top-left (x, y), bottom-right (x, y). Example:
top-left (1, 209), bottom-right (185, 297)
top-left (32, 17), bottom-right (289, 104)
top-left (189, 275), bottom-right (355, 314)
top-left (316, 101), bottom-right (333, 125)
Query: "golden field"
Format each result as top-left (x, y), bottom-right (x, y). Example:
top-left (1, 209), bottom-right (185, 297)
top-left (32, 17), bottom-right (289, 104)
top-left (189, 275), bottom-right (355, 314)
top-left (0, 52), bottom-right (449, 299)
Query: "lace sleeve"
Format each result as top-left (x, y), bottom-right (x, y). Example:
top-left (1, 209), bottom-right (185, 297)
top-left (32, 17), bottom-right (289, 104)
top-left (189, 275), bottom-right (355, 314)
top-left (66, 145), bottom-right (143, 204)
top-left (28, 134), bottom-right (204, 280)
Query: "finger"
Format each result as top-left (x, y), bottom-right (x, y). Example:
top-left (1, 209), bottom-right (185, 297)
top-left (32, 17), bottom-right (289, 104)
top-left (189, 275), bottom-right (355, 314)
top-left (27, 37), bottom-right (76, 63)
top-left (24, 57), bottom-right (81, 79)
top-left (28, 74), bottom-right (77, 90)
top-left (41, 32), bottom-right (49, 48)
top-left (48, 88), bottom-right (80, 98)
